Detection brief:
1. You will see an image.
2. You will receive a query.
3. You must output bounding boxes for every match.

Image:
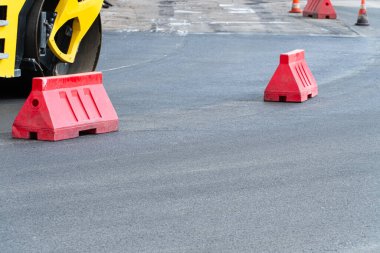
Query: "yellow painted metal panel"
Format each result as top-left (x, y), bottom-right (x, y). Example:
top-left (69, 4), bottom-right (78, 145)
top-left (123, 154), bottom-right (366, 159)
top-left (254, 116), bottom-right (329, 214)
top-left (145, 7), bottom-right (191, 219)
top-left (48, 0), bottom-right (103, 63)
top-left (0, 0), bottom-right (26, 78)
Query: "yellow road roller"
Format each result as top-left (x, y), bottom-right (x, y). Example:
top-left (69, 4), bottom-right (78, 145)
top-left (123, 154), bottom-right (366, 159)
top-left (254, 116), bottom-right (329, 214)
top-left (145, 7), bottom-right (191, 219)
top-left (0, 0), bottom-right (103, 87)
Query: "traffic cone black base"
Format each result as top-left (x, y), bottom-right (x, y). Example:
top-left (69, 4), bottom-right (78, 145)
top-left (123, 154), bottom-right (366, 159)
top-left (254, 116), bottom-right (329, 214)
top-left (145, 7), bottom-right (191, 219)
top-left (356, 15), bottom-right (369, 26)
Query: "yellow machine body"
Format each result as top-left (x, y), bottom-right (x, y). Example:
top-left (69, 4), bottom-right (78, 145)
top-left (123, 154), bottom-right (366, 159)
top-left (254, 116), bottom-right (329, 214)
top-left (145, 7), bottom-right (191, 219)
top-left (0, 0), bottom-right (103, 78)
top-left (0, 0), bottom-right (26, 78)
top-left (48, 0), bottom-right (103, 63)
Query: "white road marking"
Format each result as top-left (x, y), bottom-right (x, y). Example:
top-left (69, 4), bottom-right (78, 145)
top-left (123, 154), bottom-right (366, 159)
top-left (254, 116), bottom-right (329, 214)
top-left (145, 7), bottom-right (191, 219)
top-left (175, 10), bottom-right (202, 14)
top-left (219, 4), bottom-right (234, 7)
top-left (208, 21), bottom-right (290, 25)
top-left (170, 21), bottom-right (192, 26)
top-left (228, 8), bottom-right (255, 14)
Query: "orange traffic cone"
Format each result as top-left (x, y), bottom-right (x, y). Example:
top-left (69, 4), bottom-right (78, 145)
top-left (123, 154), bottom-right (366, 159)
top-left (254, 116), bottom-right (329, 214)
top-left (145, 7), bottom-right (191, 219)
top-left (356, 0), bottom-right (369, 26)
top-left (289, 0), bottom-right (302, 13)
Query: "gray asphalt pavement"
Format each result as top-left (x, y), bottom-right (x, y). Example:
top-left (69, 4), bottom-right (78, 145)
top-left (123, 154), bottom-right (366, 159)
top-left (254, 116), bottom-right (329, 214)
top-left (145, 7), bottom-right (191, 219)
top-left (1, 4), bottom-right (380, 253)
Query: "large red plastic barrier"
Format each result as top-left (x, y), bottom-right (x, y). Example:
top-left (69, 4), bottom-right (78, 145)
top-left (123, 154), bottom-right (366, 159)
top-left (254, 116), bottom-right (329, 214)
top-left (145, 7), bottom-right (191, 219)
top-left (303, 0), bottom-right (337, 19)
top-left (264, 49), bottom-right (318, 103)
top-left (12, 72), bottom-right (119, 141)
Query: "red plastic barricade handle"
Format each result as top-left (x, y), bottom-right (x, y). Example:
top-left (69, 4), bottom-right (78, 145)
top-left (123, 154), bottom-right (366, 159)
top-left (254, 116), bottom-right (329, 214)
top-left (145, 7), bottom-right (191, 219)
top-left (32, 72), bottom-right (103, 91)
top-left (280, 50), bottom-right (305, 64)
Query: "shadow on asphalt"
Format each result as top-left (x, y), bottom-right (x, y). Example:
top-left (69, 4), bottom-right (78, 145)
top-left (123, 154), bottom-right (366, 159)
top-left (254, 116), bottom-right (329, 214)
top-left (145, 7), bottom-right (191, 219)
top-left (0, 77), bottom-right (32, 99)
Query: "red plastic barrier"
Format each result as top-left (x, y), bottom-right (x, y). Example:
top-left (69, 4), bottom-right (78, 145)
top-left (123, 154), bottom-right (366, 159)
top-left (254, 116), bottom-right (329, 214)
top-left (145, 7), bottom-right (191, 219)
top-left (12, 72), bottom-right (119, 141)
top-left (303, 0), bottom-right (336, 19)
top-left (264, 49), bottom-right (318, 103)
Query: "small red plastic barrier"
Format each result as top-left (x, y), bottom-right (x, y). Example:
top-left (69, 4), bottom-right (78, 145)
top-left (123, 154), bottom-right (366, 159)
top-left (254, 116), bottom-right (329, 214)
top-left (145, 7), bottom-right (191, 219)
top-left (12, 72), bottom-right (119, 141)
top-left (303, 0), bottom-right (336, 19)
top-left (264, 49), bottom-right (318, 103)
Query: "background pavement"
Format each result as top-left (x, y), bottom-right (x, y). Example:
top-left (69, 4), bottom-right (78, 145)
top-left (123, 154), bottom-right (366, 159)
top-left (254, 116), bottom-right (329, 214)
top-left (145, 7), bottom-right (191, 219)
top-left (101, 0), bottom-right (379, 35)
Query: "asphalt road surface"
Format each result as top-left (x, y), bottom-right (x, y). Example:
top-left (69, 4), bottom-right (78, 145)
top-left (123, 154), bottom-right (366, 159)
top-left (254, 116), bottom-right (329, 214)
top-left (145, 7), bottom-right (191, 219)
top-left (1, 4), bottom-right (380, 253)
